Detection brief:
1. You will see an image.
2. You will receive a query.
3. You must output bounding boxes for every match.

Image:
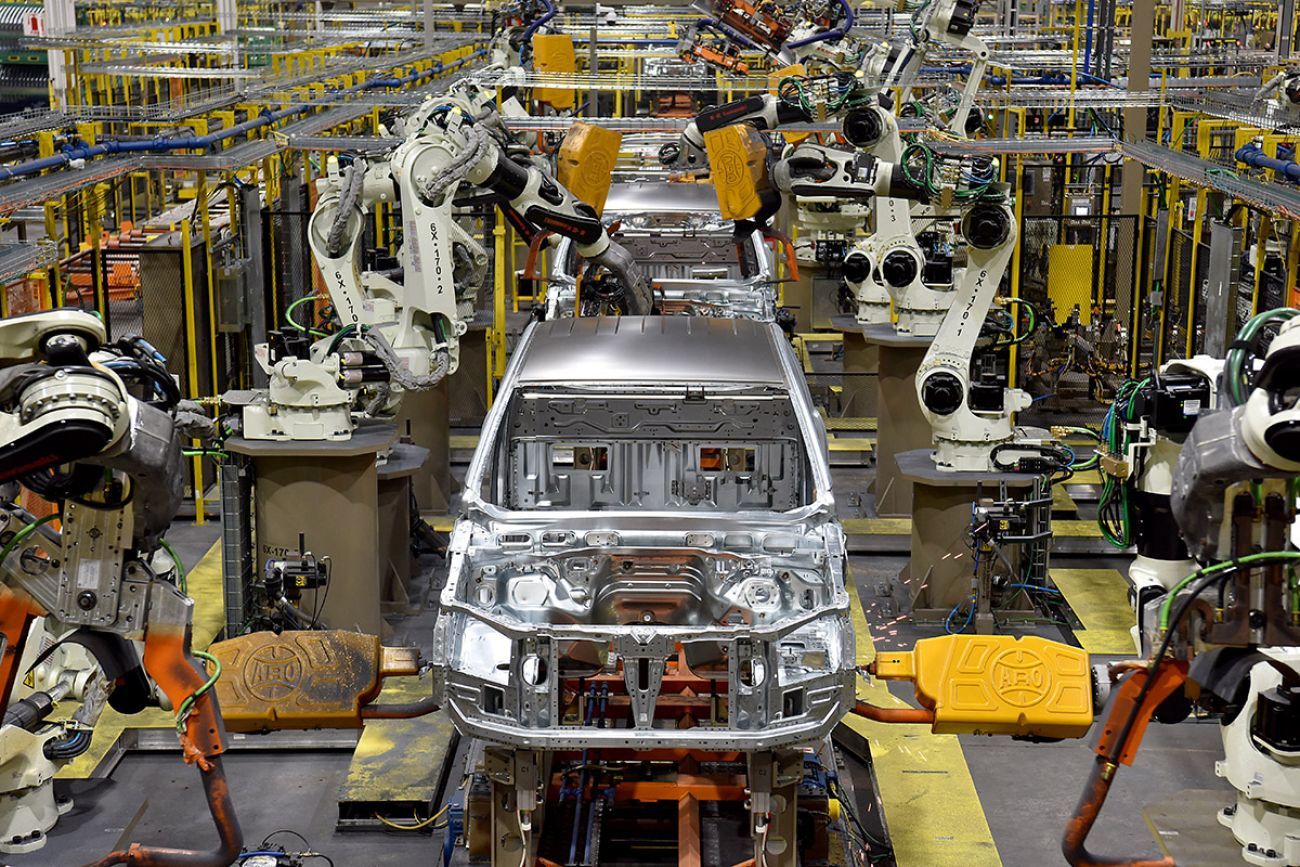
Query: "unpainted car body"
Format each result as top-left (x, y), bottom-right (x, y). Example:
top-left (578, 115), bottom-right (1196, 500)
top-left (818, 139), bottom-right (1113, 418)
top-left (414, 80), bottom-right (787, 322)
top-left (431, 316), bottom-right (855, 750)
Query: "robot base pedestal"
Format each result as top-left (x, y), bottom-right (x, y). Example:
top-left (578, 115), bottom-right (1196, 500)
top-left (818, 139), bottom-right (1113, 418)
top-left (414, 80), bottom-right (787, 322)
top-left (0, 783), bottom-right (70, 854)
top-left (394, 379), bottom-right (451, 512)
top-left (0, 725), bottom-right (71, 855)
top-left (833, 315), bottom-right (879, 418)
top-left (378, 442), bottom-right (430, 613)
top-left (1219, 795), bottom-right (1300, 866)
top-left (896, 448), bottom-right (1037, 628)
top-left (227, 424), bottom-right (398, 636)
top-left (865, 326), bottom-right (935, 517)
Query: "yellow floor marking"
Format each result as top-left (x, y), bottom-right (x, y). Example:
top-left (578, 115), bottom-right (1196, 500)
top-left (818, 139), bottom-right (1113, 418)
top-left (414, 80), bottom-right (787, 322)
top-left (1055, 519), bottom-right (1102, 538)
top-left (1069, 469), bottom-right (1101, 485)
top-left (449, 434), bottom-right (480, 450)
top-left (824, 416), bottom-right (878, 431)
top-left (339, 674), bottom-right (452, 804)
top-left (797, 332), bottom-right (845, 343)
top-left (421, 513), bottom-right (456, 533)
top-left (187, 540), bottom-right (225, 649)
top-left (846, 575), bottom-right (1003, 867)
top-left (827, 438), bottom-right (873, 453)
top-left (60, 542), bottom-right (226, 779)
top-left (1051, 485), bottom-right (1078, 513)
top-left (843, 517), bottom-right (913, 535)
top-left (1049, 568), bottom-right (1136, 655)
top-left (843, 517), bottom-right (1101, 539)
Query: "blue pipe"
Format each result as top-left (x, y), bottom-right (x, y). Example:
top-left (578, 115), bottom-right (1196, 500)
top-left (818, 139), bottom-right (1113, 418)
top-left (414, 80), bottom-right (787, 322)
top-left (0, 49), bottom-right (486, 182)
top-left (1084, 0), bottom-right (1095, 70)
top-left (1236, 142), bottom-right (1300, 183)
top-left (786, 0), bottom-right (855, 49)
top-left (521, 0), bottom-right (556, 44)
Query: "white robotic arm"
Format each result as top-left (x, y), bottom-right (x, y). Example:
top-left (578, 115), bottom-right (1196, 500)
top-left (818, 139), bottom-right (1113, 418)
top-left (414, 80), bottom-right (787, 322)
top-left (878, 0), bottom-right (989, 136)
top-left (0, 310), bottom-right (242, 865)
top-left (914, 200), bottom-right (1028, 471)
top-left (1173, 314), bottom-right (1300, 559)
top-left (253, 87), bottom-right (650, 442)
top-left (773, 138), bottom-right (925, 201)
top-left (835, 106), bottom-right (930, 327)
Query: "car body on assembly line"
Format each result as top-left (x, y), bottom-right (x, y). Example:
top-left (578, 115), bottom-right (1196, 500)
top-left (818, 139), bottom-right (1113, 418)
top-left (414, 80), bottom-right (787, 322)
top-left (432, 315), bottom-right (855, 751)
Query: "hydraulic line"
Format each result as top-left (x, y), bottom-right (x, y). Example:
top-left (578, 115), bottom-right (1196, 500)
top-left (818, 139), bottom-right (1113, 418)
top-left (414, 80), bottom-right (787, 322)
top-left (325, 158), bottom-right (367, 258)
top-left (360, 697), bottom-right (441, 719)
top-left (850, 699), bottom-right (935, 724)
top-left (521, 0), bottom-right (557, 43)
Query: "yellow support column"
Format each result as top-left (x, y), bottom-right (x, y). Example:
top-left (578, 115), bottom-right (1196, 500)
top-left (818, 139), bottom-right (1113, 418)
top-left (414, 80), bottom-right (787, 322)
top-left (1185, 189), bottom-right (1207, 357)
top-left (197, 171), bottom-right (219, 426)
top-left (1288, 222), bottom-right (1300, 307)
top-left (180, 220), bottom-right (205, 526)
top-left (1098, 163), bottom-right (1113, 314)
top-left (489, 212), bottom-right (507, 407)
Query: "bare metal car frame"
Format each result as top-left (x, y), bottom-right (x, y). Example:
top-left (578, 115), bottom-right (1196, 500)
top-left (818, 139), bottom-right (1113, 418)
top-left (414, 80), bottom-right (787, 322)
top-left (432, 316), bottom-right (855, 751)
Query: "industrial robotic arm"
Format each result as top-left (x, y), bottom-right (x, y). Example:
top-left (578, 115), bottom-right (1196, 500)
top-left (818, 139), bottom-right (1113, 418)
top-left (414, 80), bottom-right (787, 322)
top-left (665, 90), bottom-right (975, 332)
top-left (837, 105), bottom-right (936, 328)
top-left (678, 0), bottom-right (857, 71)
top-left (0, 310), bottom-right (240, 866)
top-left (914, 198), bottom-right (1030, 471)
top-left (1088, 360), bottom-right (1222, 653)
top-left (1061, 310), bottom-right (1300, 867)
top-left (246, 84), bottom-right (650, 441)
top-left (771, 136), bottom-right (925, 201)
top-left (1172, 313), bottom-right (1300, 563)
top-left (876, 0), bottom-right (990, 136)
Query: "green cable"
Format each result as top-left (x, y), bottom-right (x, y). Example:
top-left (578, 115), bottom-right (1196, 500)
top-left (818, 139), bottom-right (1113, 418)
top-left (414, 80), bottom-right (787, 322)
top-left (174, 650), bottom-right (221, 734)
top-left (284, 295), bottom-right (329, 339)
top-left (1097, 378), bottom-right (1147, 548)
top-left (1065, 426), bottom-right (1101, 440)
top-left (327, 323), bottom-right (361, 354)
top-left (1158, 551), bottom-right (1300, 629)
top-left (0, 513), bottom-right (61, 566)
top-left (1003, 298), bottom-right (1038, 344)
top-left (158, 538), bottom-right (187, 595)
top-left (1226, 308), bottom-right (1299, 405)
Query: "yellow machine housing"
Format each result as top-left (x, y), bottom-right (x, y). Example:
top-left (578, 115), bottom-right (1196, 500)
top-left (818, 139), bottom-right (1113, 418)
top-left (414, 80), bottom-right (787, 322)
top-left (532, 34), bottom-right (577, 111)
top-left (557, 123), bottom-right (624, 215)
top-left (873, 634), bottom-right (1095, 738)
top-left (704, 124), bottom-right (771, 221)
top-left (209, 630), bottom-right (419, 731)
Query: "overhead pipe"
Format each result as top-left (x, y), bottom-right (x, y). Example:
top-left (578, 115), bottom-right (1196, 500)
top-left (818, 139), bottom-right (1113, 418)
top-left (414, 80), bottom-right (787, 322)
top-left (1236, 141), bottom-right (1300, 183)
top-left (1083, 0), bottom-right (1095, 71)
top-left (0, 48), bottom-right (487, 182)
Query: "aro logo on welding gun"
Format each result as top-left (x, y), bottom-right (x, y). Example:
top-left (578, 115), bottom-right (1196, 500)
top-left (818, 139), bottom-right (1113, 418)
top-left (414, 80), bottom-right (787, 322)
top-left (991, 648), bottom-right (1051, 707)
